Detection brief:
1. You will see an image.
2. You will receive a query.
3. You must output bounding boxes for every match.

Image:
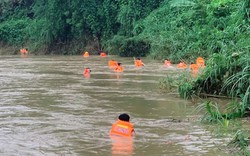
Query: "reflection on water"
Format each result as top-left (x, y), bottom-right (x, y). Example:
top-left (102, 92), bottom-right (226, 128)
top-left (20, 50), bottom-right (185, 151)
top-left (83, 73), bottom-right (91, 79)
top-left (0, 55), bottom-right (236, 155)
top-left (111, 136), bottom-right (134, 156)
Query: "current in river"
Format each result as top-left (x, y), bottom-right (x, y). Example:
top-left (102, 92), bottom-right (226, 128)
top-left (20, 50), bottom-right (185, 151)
top-left (0, 55), bottom-right (233, 156)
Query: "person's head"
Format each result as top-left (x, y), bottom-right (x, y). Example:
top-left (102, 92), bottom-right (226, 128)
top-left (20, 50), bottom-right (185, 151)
top-left (118, 113), bottom-right (130, 122)
top-left (117, 63), bottom-right (122, 66)
top-left (191, 62), bottom-right (194, 64)
top-left (85, 67), bottom-right (91, 72)
top-left (136, 58), bottom-right (141, 60)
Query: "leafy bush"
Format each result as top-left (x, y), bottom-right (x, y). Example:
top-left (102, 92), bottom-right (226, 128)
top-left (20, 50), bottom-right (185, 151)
top-left (158, 76), bottom-right (179, 92)
top-left (0, 19), bottom-right (29, 45)
top-left (196, 101), bottom-right (225, 123)
top-left (118, 39), bottom-right (150, 57)
top-left (104, 36), bottom-right (150, 57)
top-left (228, 130), bottom-right (250, 154)
top-left (178, 82), bottom-right (193, 99)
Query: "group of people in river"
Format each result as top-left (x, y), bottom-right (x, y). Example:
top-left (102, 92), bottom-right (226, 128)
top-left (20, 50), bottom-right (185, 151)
top-left (84, 52), bottom-right (206, 151)
top-left (83, 51), bottom-right (206, 78)
top-left (19, 49), bottom-right (205, 78)
top-left (107, 58), bottom-right (206, 146)
top-left (83, 51), bottom-right (147, 77)
top-left (165, 57), bottom-right (205, 70)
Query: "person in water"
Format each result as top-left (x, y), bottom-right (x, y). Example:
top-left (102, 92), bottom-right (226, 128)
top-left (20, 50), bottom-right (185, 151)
top-left (196, 57), bottom-right (205, 68)
top-left (109, 60), bottom-right (118, 68)
top-left (83, 67), bottom-right (91, 78)
top-left (100, 52), bottom-right (107, 57)
top-left (164, 59), bottom-right (172, 67)
top-left (20, 48), bottom-right (28, 55)
top-left (110, 113), bottom-right (135, 137)
top-left (189, 62), bottom-right (199, 72)
top-left (114, 63), bottom-right (124, 72)
top-left (84, 67), bottom-right (91, 74)
top-left (189, 62), bottom-right (199, 78)
top-left (134, 57), bottom-right (145, 67)
top-left (177, 60), bottom-right (187, 69)
top-left (83, 51), bottom-right (89, 58)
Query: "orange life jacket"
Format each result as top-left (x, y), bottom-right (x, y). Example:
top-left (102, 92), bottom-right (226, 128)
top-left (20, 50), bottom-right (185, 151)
top-left (20, 48), bottom-right (28, 55)
top-left (111, 135), bottom-right (134, 155)
top-left (114, 65), bottom-right (124, 72)
top-left (83, 68), bottom-right (91, 74)
top-left (135, 60), bottom-right (144, 67)
top-left (190, 63), bottom-right (199, 71)
top-left (100, 52), bottom-right (107, 57)
top-left (84, 73), bottom-right (90, 78)
top-left (177, 62), bottom-right (187, 69)
top-left (196, 57), bottom-right (205, 67)
top-left (83, 52), bottom-right (89, 58)
top-left (110, 120), bottom-right (134, 137)
top-left (109, 60), bottom-right (118, 68)
top-left (164, 60), bottom-right (171, 67)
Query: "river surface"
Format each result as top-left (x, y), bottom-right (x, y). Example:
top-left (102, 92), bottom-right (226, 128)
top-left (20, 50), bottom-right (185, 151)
top-left (0, 55), bottom-right (234, 156)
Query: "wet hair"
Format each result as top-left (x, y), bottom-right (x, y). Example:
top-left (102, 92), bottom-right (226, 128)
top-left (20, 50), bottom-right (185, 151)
top-left (118, 113), bottom-right (130, 122)
top-left (191, 62), bottom-right (194, 64)
top-left (117, 63), bottom-right (122, 65)
top-left (136, 58), bottom-right (141, 60)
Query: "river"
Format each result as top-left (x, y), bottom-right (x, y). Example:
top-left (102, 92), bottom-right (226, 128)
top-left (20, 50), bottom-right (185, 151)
top-left (0, 55), bottom-right (234, 155)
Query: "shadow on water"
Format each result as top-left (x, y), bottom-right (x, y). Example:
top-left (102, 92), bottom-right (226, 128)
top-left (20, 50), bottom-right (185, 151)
top-left (0, 55), bottom-right (236, 155)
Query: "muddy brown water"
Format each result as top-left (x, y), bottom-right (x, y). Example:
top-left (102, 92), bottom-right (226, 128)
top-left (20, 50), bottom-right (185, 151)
top-left (0, 55), bottom-right (234, 155)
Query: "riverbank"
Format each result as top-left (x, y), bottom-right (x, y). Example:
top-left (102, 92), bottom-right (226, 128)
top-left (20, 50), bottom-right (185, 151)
top-left (0, 38), bottom-right (102, 56)
top-left (0, 42), bottom-right (17, 55)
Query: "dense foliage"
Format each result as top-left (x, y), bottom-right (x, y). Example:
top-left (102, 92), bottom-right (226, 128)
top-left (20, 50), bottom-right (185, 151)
top-left (0, 0), bottom-right (163, 55)
top-left (1, 0), bottom-right (248, 57)
top-left (191, 52), bottom-right (250, 119)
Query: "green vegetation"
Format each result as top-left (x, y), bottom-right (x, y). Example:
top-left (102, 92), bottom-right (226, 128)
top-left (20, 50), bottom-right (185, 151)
top-left (187, 52), bottom-right (250, 119)
top-left (228, 130), bottom-right (250, 155)
top-left (0, 0), bottom-right (249, 57)
top-left (0, 0), bottom-right (164, 54)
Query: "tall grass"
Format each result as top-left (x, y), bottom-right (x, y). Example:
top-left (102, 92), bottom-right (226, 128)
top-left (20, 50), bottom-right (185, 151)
top-left (195, 101), bottom-right (224, 123)
top-left (228, 130), bottom-right (250, 155)
top-left (223, 65), bottom-right (250, 115)
top-left (158, 70), bottom-right (195, 99)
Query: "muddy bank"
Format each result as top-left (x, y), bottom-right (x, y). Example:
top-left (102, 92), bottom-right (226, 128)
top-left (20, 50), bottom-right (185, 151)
top-left (0, 38), bottom-right (102, 55)
top-left (0, 42), bottom-right (17, 55)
